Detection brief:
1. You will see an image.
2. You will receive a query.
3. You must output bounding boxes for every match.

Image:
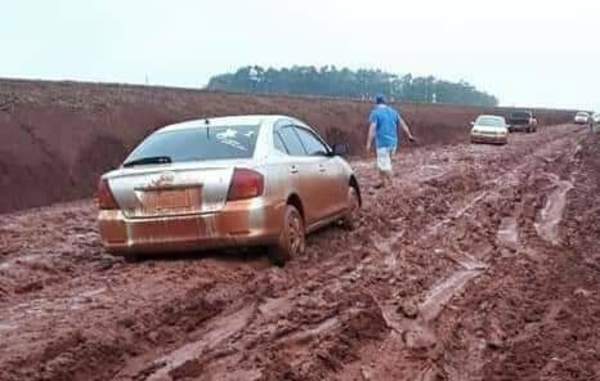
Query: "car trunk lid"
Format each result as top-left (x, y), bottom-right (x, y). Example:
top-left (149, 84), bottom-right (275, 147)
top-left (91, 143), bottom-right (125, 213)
top-left (106, 160), bottom-right (252, 218)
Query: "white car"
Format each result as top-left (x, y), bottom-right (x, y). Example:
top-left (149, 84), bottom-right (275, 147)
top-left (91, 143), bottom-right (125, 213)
top-left (593, 113), bottom-right (600, 124)
top-left (470, 115), bottom-right (509, 145)
top-left (574, 111), bottom-right (590, 125)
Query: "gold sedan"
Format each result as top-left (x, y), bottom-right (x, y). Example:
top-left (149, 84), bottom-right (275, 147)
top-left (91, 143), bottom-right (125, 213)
top-left (97, 115), bottom-right (361, 265)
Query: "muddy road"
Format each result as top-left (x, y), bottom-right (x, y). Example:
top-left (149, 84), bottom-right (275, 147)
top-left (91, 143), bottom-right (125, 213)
top-left (1, 124), bottom-right (599, 380)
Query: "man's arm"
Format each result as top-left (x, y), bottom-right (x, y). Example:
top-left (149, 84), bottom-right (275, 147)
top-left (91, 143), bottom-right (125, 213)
top-left (399, 117), bottom-right (415, 142)
top-left (366, 122), bottom-right (376, 152)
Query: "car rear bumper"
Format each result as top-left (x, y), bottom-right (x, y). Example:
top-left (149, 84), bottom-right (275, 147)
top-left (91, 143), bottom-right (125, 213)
top-left (98, 198), bottom-right (284, 254)
top-left (509, 125), bottom-right (531, 132)
top-left (470, 134), bottom-right (507, 144)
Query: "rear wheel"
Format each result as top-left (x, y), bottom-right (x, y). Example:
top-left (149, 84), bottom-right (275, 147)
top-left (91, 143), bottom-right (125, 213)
top-left (268, 205), bottom-right (305, 266)
top-left (340, 186), bottom-right (360, 230)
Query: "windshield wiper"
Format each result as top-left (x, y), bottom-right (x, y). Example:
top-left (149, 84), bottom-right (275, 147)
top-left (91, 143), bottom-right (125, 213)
top-left (123, 156), bottom-right (172, 168)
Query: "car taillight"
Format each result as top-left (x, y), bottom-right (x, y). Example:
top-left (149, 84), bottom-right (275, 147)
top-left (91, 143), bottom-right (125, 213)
top-left (96, 178), bottom-right (119, 210)
top-left (227, 168), bottom-right (264, 201)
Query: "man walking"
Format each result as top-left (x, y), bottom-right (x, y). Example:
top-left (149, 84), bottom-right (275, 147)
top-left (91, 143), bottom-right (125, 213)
top-left (365, 94), bottom-right (415, 188)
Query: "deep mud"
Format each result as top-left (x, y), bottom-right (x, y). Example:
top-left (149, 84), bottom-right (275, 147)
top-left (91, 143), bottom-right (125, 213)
top-left (1, 124), bottom-right (598, 380)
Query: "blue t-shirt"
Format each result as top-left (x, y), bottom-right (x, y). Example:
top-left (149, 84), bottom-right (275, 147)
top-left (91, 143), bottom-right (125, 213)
top-left (369, 105), bottom-right (401, 148)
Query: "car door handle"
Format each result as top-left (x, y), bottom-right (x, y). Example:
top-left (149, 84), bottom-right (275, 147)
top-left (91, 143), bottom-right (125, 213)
top-left (290, 165), bottom-right (299, 174)
top-left (318, 164), bottom-right (326, 172)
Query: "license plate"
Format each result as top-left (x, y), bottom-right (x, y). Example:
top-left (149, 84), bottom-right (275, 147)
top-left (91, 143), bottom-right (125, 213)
top-left (141, 188), bottom-right (202, 214)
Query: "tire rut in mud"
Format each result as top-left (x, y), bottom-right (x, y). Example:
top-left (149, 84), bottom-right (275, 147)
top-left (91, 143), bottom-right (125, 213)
top-left (427, 129), bottom-right (596, 380)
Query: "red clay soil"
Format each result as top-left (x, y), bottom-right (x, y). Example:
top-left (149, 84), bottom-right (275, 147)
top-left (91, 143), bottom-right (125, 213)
top-left (0, 78), bottom-right (575, 213)
top-left (1, 124), bottom-right (598, 380)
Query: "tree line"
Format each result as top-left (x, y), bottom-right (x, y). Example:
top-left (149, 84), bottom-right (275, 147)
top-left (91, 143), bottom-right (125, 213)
top-left (206, 65), bottom-right (498, 107)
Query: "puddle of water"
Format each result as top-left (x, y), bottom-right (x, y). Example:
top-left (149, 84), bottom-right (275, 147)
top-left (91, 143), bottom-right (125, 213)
top-left (443, 249), bottom-right (488, 271)
top-left (79, 287), bottom-right (106, 298)
top-left (0, 322), bottom-right (17, 332)
top-left (497, 217), bottom-right (519, 250)
top-left (535, 174), bottom-right (574, 245)
top-left (282, 316), bottom-right (340, 346)
top-left (258, 296), bottom-right (291, 317)
top-left (419, 269), bottom-right (484, 322)
top-left (0, 254), bottom-right (42, 271)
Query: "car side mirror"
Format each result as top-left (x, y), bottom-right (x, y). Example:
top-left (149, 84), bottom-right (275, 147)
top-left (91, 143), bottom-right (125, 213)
top-left (470, 121), bottom-right (475, 126)
top-left (331, 143), bottom-right (349, 156)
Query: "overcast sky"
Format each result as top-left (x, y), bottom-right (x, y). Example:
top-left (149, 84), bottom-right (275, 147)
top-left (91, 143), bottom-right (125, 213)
top-left (2, 0), bottom-right (599, 110)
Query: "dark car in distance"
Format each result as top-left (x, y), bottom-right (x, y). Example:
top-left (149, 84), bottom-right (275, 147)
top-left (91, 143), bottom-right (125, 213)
top-left (507, 111), bottom-right (538, 133)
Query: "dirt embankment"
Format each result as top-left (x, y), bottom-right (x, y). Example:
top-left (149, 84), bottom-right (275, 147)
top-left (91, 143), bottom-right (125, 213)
top-left (0, 78), bottom-right (575, 213)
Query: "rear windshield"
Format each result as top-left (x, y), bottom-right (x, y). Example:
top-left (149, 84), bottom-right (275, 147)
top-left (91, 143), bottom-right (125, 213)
top-left (476, 117), bottom-right (505, 127)
top-left (511, 112), bottom-right (531, 118)
top-left (576, 112), bottom-right (589, 117)
top-left (125, 125), bottom-right (259, 165)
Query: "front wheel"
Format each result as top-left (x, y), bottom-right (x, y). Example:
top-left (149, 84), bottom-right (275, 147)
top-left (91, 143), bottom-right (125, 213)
top-left (268, 205), bottom-right (305, 266)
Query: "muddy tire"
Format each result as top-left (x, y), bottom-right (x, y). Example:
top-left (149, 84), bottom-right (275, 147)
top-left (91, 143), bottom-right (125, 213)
top-left (268, 205), bottom-right (305, 266)
top-left (340, 186), bottom-right (360, 231)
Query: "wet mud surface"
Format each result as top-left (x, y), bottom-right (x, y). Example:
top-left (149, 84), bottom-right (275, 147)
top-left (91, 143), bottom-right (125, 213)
top-left (1, 124), bottom-right (599, 380)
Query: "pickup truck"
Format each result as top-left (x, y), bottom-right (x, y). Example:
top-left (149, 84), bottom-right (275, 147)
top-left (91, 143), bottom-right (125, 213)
top-left (507, 111), bottom-right (537, 133)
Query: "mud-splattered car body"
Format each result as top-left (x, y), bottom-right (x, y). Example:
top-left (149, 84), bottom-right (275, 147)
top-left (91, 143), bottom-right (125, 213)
top-left (470, 115), bottom-right (509, 145)
top-left (97, 115), bottom-right (360, 262)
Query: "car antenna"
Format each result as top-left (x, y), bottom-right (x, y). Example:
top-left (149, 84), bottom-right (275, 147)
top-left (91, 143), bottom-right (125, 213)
top-left (205, 118), bottom-right (210, 139)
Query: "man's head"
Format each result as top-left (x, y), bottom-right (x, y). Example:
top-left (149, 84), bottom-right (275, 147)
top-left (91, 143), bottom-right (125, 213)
top-left (375, 94), bottom-right (386, 105)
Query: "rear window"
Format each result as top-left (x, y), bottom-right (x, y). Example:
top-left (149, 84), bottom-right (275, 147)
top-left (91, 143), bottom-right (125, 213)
top-left (511, 112), bottom-right (531, 119)
top-left (125, 125), bottom-right (259, 165)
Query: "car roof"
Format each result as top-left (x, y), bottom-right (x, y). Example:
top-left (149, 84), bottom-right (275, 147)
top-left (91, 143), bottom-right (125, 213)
top-left (158, 115), bottom-right (293, 133)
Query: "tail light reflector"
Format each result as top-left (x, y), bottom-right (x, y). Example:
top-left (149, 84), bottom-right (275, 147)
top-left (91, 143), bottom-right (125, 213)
top-left (227, 168), bottom-right (264, 201)
top-left (96, 178), bottom-right (119, 210)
